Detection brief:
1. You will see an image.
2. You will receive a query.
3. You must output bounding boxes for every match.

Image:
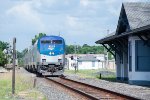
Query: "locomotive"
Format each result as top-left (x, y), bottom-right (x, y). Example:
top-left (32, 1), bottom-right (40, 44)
top-left (24, 35), bottom-right (65, 76)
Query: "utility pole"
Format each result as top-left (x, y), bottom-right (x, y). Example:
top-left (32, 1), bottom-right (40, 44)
top-left (12, 37), bottom-right (16, 95)
top-left (74, 42), bottom-right (76, 73)
top-left (106, 30), bottom-right (109, 69)
top-left (74, 42), bottom-right (78, 73)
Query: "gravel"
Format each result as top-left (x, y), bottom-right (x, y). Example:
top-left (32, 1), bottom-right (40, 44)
top-left (36, 77), bottom-right (78, 100)
top-left (20, 68), bottom-right (150, 100)
top-left (20, 68), bottom-right (80, 100)
top-left (64, 73), bottom-right (150, 100)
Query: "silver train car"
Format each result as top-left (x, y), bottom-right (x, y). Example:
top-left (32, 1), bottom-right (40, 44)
top-left (24, 35), bottom-right (65, 76)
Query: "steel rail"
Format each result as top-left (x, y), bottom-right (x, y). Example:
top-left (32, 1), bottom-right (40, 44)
top-left (45, 77), bottom-right (140, 100)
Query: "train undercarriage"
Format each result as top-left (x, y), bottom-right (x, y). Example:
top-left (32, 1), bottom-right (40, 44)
top-left (25, 63), bottom-right (64, 77)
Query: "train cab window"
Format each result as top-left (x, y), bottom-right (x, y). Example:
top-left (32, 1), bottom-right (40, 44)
top-left (41, 40), bottom-right (62, 44)
top-left (52, 40), bottom-right (62, 44)
top-left (41, 40), bottom-right (51, 44)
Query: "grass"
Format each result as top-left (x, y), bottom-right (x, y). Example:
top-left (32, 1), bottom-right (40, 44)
top-left (18, 89), bottom-right (47, 100)
top-left (0, 73), bottom-right (13, 100)
top-left (65, 69), bottom-right (98, 78)
top-left (64, 69), bottom-right (116, 81)
top-left (0, 71), bottom-right (47, 100)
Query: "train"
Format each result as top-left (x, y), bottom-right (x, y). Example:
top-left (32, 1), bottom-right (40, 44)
top-left (24, 35), bottom-right (65, 76)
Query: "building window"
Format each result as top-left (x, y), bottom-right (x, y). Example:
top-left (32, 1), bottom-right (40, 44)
top-left (92, 61), bottom-right (95, 67)
top-left (135, 40), bottom-right (150, 71)
top-left (129, 42), bottom-right (132, 71)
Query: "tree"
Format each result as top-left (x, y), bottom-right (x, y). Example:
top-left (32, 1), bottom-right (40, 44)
top-left (32, 33), bottom-right (46, 45)
top-left (0, 41), bottom-right (9, 51)
top-left (22, 48), bottom-right (28, 57)
top-left (65, 45), bottom-right (75, 54)
top-left (17, 48), bottom-right (28, 67)
top-left (82, 44), bottom-right (90, 48)
top-left (0, 50), bottom-right (7, 66)
top-left (0, 41), bottom-right (9, 66)
top-left (65, 44), bottom-right (105, 54)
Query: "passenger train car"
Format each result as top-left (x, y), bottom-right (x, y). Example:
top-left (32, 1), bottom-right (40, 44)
top-left (24, 35), bottom-right (65, 76)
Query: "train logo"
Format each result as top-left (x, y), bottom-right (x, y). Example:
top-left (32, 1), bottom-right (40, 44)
top-left (48, 45), bottom-right (55, 50)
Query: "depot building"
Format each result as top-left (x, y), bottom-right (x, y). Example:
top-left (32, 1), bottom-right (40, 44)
top-left (96, 2), bottom-right (150, 85)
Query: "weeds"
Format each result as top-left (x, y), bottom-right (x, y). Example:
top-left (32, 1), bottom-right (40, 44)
top-left (0, 71), bottom-right (47, 100)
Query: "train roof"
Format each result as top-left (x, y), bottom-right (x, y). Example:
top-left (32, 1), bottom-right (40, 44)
top-left (39, 35), bottom-right (64, 40)
top-left (33, 35), bottom-right (64, 46)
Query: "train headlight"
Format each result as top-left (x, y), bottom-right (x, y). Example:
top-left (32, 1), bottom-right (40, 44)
top-left (52, 52), bottom-right (54, 55)
top-left (58, 56), bottom-right (62, 59)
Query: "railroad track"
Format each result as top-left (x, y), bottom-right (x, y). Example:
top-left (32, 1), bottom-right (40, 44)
top-left (45, 77), bottom-right (140, 100)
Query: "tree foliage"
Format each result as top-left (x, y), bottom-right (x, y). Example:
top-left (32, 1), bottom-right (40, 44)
top-left (17, 48), bottom-right (28, 66)
top-left (66, 44), bottom-right (104, 54)
top-left (0, 41), bottom-right (9, 66)
top-left (32, 33), bottom-right (46, 45)
top-left (0, 41), bottom-right (9, 51)
top-left (0, 50), bottom-right (7, 66)
top-left (66, 44), bottom-right (113, 59)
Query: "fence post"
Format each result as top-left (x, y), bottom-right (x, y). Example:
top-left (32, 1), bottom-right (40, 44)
top-left (33, 78), bottom-right (37, 88)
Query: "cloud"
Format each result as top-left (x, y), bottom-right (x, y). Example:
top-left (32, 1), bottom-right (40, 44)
top-left (6, 1), bottom-right (46, 31)
top-left (1, 0), bottom-right (149, 51)
top-left (66, 16), bottom-right (78, 28)
top-left (32, 0), bottom-right (79, 14)
top-left (80, 0), bottom-right (90, 7)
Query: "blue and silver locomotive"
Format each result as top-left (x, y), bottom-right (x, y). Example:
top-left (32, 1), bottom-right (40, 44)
top-left (24, 35), bottom-right (65, 76)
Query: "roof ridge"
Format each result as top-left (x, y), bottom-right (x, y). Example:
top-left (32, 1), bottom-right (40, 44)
top-left (123, 2), bottom-right (150, 4)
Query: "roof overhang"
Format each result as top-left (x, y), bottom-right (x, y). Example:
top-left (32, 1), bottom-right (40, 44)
top-left (96, 25), bottom-right (150, 44)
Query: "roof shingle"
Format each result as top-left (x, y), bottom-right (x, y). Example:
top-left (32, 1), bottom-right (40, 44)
top-left (124, 2), bottom-right (150, 29)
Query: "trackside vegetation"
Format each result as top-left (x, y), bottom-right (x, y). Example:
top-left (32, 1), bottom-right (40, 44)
top-left (0, 71), bottom-right (47, 100)
top-left (64, 69), bottom-right (116, 81)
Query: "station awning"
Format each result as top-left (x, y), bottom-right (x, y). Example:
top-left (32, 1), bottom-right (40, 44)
top-left (95, 25), bottom-right (150, 44)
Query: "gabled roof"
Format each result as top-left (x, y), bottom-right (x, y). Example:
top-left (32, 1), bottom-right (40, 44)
top-left (116, 2), bottom-right (150, 35)
top-left (116, 3), bottom-right (129, 35)
top-left (124, 2), bottom-right (150, 30)
top-left (96, 2), bottom-right (150, 44)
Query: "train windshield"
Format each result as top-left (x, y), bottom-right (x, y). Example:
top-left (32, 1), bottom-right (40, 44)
top-left (41, 40), bottom-right (51, 43)
top-left (41, 40), bottom-right (62, 44)
top-left (52, 40), bottom-right (62, 44)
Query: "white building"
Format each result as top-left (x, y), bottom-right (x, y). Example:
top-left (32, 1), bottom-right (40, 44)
top-left (65, 54), bottom-right (115, 70)
top-left (77, 56), bottom-right (101, 70)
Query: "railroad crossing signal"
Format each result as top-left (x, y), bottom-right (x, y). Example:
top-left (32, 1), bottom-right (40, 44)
top-left (71, 56), bottom-right (74, 60)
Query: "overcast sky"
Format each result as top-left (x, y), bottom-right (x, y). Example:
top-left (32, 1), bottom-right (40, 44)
top-left (0, 0), bottom-right (149, 51)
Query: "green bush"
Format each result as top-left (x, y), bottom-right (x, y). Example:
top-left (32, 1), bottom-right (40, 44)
top-left (0, 50), bottom-right (7, 66)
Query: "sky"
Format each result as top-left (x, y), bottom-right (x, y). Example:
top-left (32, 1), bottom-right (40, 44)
top-left (0, 0), bottom-right (149, 51)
